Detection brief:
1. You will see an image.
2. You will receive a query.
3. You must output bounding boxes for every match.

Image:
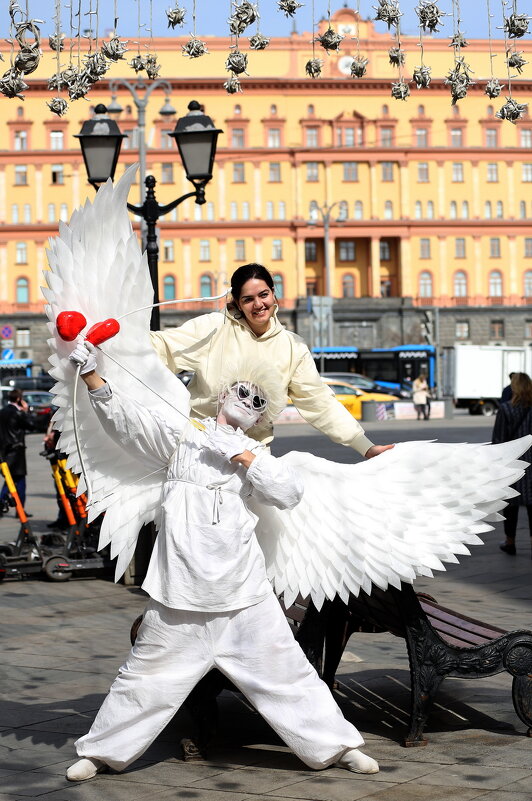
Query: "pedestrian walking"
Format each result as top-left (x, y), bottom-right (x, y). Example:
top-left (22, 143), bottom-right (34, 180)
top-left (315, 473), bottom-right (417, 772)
top-left (412, 374), bottom-right (429, 420)
top-left (492, 372), bottom-right (532, 557)
top-left (0, 388), bottom-right (33, 512)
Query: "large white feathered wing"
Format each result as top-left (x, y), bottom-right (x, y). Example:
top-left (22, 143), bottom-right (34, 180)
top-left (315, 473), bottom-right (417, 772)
top-left (252, 437), bottom-right (532, 610)
top-left (43, 166), bottom-right (190, 579)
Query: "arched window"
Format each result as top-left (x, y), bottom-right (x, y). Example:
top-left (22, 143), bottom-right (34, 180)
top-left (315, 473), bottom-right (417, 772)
top-left (342, 273), bottom-right (355, 298)
top-left (426, 200), bottom-right (434, 219)
top-left (234, 104), bottom-right (241, 115)
top-left (307, 104), bottom-right (315, 115)
top-left (461, 200), bottom-right (469, 219)
top-left (273, 273), bottom-right (284, 298)
top-left (354, 200), bottom-right (363, 220)
top-left (485, 200), bottom-right (492, 219)
top-left (11, 204), bottom-right (19, 223)
top-left (524, 270), bottom-right (532, 297)
top-left (489, 270), bottom-right (503, 297)
top-left (48, 203), bottom-right (56, 222)
top-left (270, 104), bottom-right (277, 115)
top-left (338, 200), bottom-right (348, 221)
top-left (454, 270), bottom-right (468, 297)
top-left (419, 271), bottom-right (433, 298)
top-left (487, 104), bottom-right (494, 117)
top-left (418, 104), bottom-right (425, 116)
top-left (496, 200), bottom-right (504, 218)
top-left (384, 200), bottom-right (393, 219)
top-left (163, 275), bottom-right (176, 301)
top-left (414, 201), bottom-right (422, 219)
top-left (449, 201), bottom-right (457, 219)
top-left (520, 200), bottom-right (527, 219)
top-left (200, 273), bottom-right (213, 298)
top-left (59, 203), bottom-right (68, 221)
top-left (16, 277), bottom-right (29, 303)
top-left (382, 104), bottom-right (389, 116)
top-left (309, 200), bottom-right (318, 221)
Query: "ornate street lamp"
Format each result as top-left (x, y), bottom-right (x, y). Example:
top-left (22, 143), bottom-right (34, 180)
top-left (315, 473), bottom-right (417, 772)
top-left (74, 104), bottom-right (127, 189)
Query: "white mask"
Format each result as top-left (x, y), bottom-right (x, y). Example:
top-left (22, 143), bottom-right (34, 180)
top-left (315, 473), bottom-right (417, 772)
top-left (220, 382), bottom-right (268, 431)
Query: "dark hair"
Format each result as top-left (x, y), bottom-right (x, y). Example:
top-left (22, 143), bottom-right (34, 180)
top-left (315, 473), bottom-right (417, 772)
top-left (230, 263), bottom-right (274, 305)
top-left (8, 389), bottom-right (22, 403)
top-left (511, 372), bottom-right (532, 407)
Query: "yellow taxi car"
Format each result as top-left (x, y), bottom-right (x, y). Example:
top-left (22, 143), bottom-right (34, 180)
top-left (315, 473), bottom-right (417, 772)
top-left (322, 379), bottom-right (397, 419)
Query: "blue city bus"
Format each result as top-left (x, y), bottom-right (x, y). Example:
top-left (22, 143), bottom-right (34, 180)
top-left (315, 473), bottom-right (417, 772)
top-left (312, 345), bottom-right (436, 392)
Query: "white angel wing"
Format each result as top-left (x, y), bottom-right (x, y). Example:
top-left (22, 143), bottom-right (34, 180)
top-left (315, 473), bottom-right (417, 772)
top-left (44, 165), bottom-right (190, 579)
top-left (252, 437), bottom-right (532, 610)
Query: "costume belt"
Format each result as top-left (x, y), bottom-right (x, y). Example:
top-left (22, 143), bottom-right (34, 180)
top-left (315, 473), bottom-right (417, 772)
top-left (166, 475), bottom-right (241, 525)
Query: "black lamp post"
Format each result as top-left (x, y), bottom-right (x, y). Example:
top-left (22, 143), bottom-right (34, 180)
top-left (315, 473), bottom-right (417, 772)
top-left (77, 99), bottom-right (223, 330)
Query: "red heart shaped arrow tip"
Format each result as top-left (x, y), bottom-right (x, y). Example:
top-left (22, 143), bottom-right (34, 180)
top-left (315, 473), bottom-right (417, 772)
top-left (85, 318), bottom-right (120, 346)
top-left (56, 310), bottom-right (87, 341)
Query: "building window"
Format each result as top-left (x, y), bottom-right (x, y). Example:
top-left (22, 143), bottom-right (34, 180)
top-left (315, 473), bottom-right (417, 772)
top-left (267, 128), bottom-right (281, 148)
top-left (417, 162), bottom-right (429, 182)
top-left (525, 320), bottom-right (532, 338)
top-left (234, 104), bottom-right (241, 115)
top-left (231, 128), bottom-right (244, 147)
top-left (305, 127), bottom-right (319, 147)
top-left (278, 201), bottom-right (286, 220)
top-left (235, 239), bottom-right (246, 261)
top-left (266, 201), bottom-right (274, 220)
top-left (11, 204), bottom-right (19, 223)
top-left (380, 127), bottom-right (393, 147)
top-left (339, 241), bottom-right (356, 261)
top-left (489, 270), bottom-right (503, 296)
top-left (307, 104), bottom-right (315, 115)
top-left (306, 279), bottom-right (317, 296)
top-left (455, 320), bottom-right (470, 339)
top-left (15, 165), bottom-right (27, 185)
top-left (16, 328), bottom-right (30, 347)
top-left (490, 238), bottom-right (501, 258)
top-left (272, 239), bottom-right (283, 260)
top-left (163, 275), bottom-right (176, 300)
top-left (161, 163), bottom-right (174, 183)
top-left (270, 104), bottom-right (277, 115)
top-left (381, 279), bottom-right (392, 298)
top-left (525, 239), bottom-right (532, 258)
top-left (269, 162), bottom-right (281, 182)
top-left (200, 273), bottom-right (213, 296)
top-left (199, 240), bottom-right (211, 261)
top-left (206, 202), bottom-right (215, 221)
top-left (384, 200), bottom-right (393, 219)
top-left (490, 319), bottom-right (504, 338)
top-left (241, 201), bottom-right (249, 220)
top-left (232, 162), bottom-right (245, 182)
top-left (487, 163), bottom-right (499, 182)
top-left (354, 200), bottom-right (363, 219)
top-left (520, 200), bottom-right (527, 219)
top-left (451, 128), bottom-right (463, 147)
top-left (523, 164), bottom-right (532, 182)
top-left (337, 200), bottom-right (348, 221)
top-left (16, 277), bottom-right (29, 303)
top-left (51, 164), bottom-right (64, 185)
top-left (344, 127), bottom-right (355, 146)
top-left (343, 162), bottom-right (358, 181)
top-left (163, 240), bottom-right (174, 261)
top-left (452, 162), bottom-right (464, 182)
top-left (524, 270), bottom-right (532, 296)
top-left (15, 242), bottom-right (27, 263)
top-left (450, 200), bottom-right (457, 219)
top-left (381, 162), bottom-right (394, 182)
top-left (454, 270), bottom-right (468, 296)
top-left (455, 238), bottom-right (466, 258)
top-left (486, 128), bottom-right (498, 148)
top-left (520, 129), bottom-right (532, 148)
top-left (426, 200), bottom-right (434, 219)
top-left (305, 241), bottom-right (317, 261)
top-left (461, 201), bottom-right (469, 219)
top-left (14, 130), bottom-right (28, 150)
top-left (50, 130), bottom-right (64, 150)
top-left (59, 203), bottom-right (68, 221)
top-left (47, 203), bottom-right (56, 222)
top-left (496, 200), bottom-right (504, 218)
top-left (420, 238), bottom-right (431, 259)
top-left (273, 273), bottom-right (284, 298)
top-left (419, 271), bottom-right (433, 298)
top-left (306, 162), bottom-right (319, 182)
top-left (415, 201), bottom-right (422, 219)
top-left (416, 128), bottom-right (428, 147)
top-left (380, 240), bottom-right (391, 260)
top-left (230, 201), bottom-right (238, 220)
top-left (485, 200), bottom-right (492, 218)
top-left (194, 203), bottom-right (203, 222)
top-left (342, 274), bottom-right (355, 298)
top-left (23, 203), bottom-right (31, 222)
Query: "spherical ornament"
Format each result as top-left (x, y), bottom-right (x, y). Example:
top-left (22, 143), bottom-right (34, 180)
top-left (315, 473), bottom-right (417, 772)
top-left (496, 97), bottom-right (528, 124)
top-left (224, 74), bottom-right (243, 94)
top-left (373, 0), bottom-right (403, 30)
top-left (225, 50), bottom-right (248, 75)
top-left (391, 79), bottom-right (410, 100)
top-left (315, 27), bottom-right (344, 53)
top-left (67, 70), bottom-right (92, 101)
top-left (0, 68), bottom-right (28, 99)
top-left (182, 36), bottom-right (209, 58)
top-left (14, 45), bottom-right (41, 75)
top-left (129, 54), bottom-right (147, 73)
top-left (166, 4), bottom-right (186, 28)
top-left (413, 64), bottom-right (431, 88)
top-left (83, 52), bottom-right (109, 83)
top-left (145, 54), bottom-right (161, 79)
top-left (503, 13), bottom-right (530, 39)
top-left (485, 77), bottom-right (503, 99)
top-left (48, 32), bottom-right (65, 51)
top-left (507, 50), bottom-right (527, 74)
top-left (415, 2), bottom-right (446, 33)
top-left (350, 55), bottom-right (368, 77)
top-left (48, 66), bottom-right (77, 91)
top-left (228, 2), bottom-right (258, 35)
top-left (388, 46), bottom-right (405, 67)
top-left (249, 33), bottom-right (270, 50)
top-left (277, 0), bottom-right (303, 19)
top-left (449, 31), bottom-right (468, 48)
top-left (305, 57), bottom-right (323, 78)
top-left (47, 97), bottom-right (68, 117)
top-left (101, 36), bottom-right (128, 61)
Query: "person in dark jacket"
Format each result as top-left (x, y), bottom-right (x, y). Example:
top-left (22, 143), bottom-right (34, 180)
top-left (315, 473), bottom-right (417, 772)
top-left (492, 372), bottom-right (532, 557)
top-left (500, 373), bottom-right (515, 404)
top-left (0, 388), bottom-right (33, 510)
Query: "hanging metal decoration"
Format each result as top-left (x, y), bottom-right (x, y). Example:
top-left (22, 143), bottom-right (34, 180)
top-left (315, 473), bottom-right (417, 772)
top-left (448, 30), bottom-right (468, 47)
top-left (388, 46), bottom-right (405, 66)
top-left (68, 70), bottom-right (93, 100)
top-left (485, 76), bottom-right (503, 97)
top-left (49, 32), bottom-right (65, 51)
top-left (497, 0), bottom-right (528, 122)
top-left (315, 27), bottom-right (344, 53)
top-left (47, 97), bottom-right (69, 116)
top-left (415, 1), bottom-right (446, 33)
top-left (225, 0), bottom-right (249, 92)
top-left (350, 1), bottom-right (368, 78)
top-left (305, 57), bottom-right (323, 78)
top-left (225, 50), bottom-right (249, 74)
top-left (166, 4), bottom-right (186, 28)
top-left (224, 74), bottom-right (242, 93)
top-left (84, 52), bottom-right (109, 83)
top-left (413, 64), bottom-right (431, 88)
top-left (277, 0), bottom-right (303, 18)
top-left (0, 68), bottom-right (28, 98)
top-left (129, 54), bottom-right (147, 72)
top-left (391, 79), bottom-right (410, 99)
top-left (228, 1), bottom-right (258, 35)
top-left (503, 11), bottom-right (530, 37)
top-left (507, 49), bottom-right (527, 73)
top-left (447, 0), bottom-right (474, 103)
top-left (249, 32), bottom-right (269, 49)
top-left (184, 0), bottom-right (208, 58)
top-left (145, 53), bottom-right (160, 79)
top-left (484, 0), bottom-right (504, 98)
top-left (496, 96), bottom-right (528, 121)
top-left (101, 36), bottom-right (128, 60)
top-left (373, 0), bottom-right (403, 30)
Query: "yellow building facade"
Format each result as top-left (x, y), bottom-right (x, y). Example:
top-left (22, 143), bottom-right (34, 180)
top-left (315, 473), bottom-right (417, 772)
top-left (0, 7), bottom-right (531, 367)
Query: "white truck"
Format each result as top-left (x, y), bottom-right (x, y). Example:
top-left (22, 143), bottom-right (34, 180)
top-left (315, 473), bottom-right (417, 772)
top-left (443, 345), bottom-right (532, 416)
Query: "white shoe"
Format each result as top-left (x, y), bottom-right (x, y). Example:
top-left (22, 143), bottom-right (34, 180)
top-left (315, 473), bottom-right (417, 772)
top-left (66, 757), bottom-right (106, 781)
top-left (336, 748), bottom-right (379, 774)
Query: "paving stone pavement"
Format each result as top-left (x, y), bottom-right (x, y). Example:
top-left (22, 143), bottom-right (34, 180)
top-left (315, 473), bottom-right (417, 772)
top-left (1, 431), bottom-right (532, 800)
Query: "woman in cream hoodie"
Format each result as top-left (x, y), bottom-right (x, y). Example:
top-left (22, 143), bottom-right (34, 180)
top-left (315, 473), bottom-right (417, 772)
top-left (151, 263), bottom-right (392, 459)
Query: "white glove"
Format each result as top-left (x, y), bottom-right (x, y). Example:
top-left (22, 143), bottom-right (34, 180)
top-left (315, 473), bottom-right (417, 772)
top-left (204, 426), bottom-right (255, 462)
top-left (69, 341), bottom-right (97, 375)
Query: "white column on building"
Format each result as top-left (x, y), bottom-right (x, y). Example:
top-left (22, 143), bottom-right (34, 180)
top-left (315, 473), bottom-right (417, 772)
top-left (0, 245), bottom-right (8, 301)
top-left (507, 161), bottom-right (515, 218)
top-left (437, 161), bottom-right (446, 218)
top-left (217, 166), bottom-right (226, 221)
top-left (369, 162), bottom-right (378, 218)
top-left (35, 166), bottom-right (43, 222)
top-left (0, 167), bottom-right (6, 224)
top-left (471, 162), bottom-right (480, 218)
top-left (182, 238), bottom-right (192, 297)
top-left (370, 236), bottom-right (380, 297)
top-left (438, 235), bottom-right (448, 297)
top-left (399, 237), bottom-right (412, 297)
top-left (508, 235), bottom-right (518, 296)
top-left (399, 161), bottom-right (410, 218)
top-left (253, 162), bottom-right (262, 219)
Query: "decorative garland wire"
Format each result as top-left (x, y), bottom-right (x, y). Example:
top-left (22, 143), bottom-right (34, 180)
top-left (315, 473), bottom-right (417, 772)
top-left (501, 0), bottom-right (514, 97)
top-left (75, 0), bottom-right (82, 71)
top-left (355, 0), bottom-right (361, 59)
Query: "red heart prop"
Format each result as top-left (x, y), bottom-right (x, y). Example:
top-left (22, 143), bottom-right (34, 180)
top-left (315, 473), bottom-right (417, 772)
top-left (56, 310), bottom-right (87, 342)
top-left (85, 318), bottom-right (120, 346)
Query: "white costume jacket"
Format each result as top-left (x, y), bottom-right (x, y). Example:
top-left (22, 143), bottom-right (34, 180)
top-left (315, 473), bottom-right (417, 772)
top-left (150, 308), bottom-right (374, 455)
top-left (89, 384), bottom-right (303, 612)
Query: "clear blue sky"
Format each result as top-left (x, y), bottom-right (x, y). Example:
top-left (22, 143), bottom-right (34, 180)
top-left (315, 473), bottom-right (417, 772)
top-left (6, 1), bottom-right (511, 42)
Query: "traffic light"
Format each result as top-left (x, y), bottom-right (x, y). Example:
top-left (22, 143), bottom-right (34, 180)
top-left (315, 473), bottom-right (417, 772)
top-left (421, 310), bottom-right (434, 344)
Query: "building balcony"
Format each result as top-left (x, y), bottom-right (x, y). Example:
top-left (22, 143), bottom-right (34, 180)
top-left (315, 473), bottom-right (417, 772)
top-left (416, 296), bottom-right (434, 306)
top-left (451, 296), bottom-right (470, 306)
top-left (487, 295), bottom-right (506, 305)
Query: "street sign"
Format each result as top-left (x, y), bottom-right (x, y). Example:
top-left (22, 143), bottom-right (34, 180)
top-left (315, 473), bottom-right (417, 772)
top-left (1, 325), bottom-right (13, 339)
top-left (1, 349), bottom-right (14, 361)
top-left (1, 339), bottom-right (14, 349)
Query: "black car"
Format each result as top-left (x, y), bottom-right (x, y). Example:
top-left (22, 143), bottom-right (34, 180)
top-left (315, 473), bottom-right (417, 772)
top-left (22, 391), bottom-right (57, 432)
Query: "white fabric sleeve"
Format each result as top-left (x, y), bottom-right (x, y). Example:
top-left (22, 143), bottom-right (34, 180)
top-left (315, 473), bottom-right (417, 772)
top-left (288, 348), bottom-right (374, 456)
top-left (246, 451), bottom-right (303, 511)
top-left (88, 382), bottom-right (183, 468)
top-left (150, 314), bottom-right (217, 372)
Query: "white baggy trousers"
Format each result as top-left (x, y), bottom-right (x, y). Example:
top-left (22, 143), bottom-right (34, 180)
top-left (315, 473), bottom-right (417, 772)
top-left (75, 593), bottom-right (364, 771)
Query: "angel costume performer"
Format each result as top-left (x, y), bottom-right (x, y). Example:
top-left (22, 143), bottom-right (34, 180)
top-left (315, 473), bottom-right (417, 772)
top-left (44, 169), bottom-right (532, 782)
